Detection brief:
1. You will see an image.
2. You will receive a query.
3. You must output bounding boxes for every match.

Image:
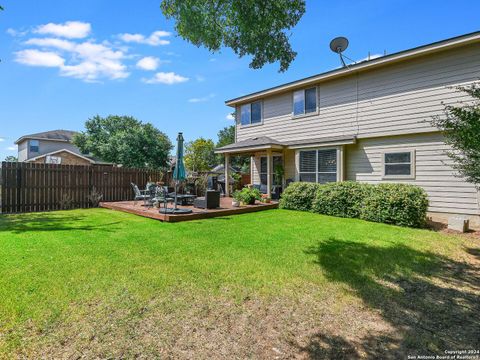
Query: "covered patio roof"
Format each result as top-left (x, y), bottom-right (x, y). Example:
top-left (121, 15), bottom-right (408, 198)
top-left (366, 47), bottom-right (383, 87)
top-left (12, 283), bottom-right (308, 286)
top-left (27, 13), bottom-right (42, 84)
top-left (215, 135), bottom-right (356, 154)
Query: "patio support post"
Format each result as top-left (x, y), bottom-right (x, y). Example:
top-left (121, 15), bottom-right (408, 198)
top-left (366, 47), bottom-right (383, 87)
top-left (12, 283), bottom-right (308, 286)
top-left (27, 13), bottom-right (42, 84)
top-left (225, 153), bottom-right (230, 197)
top-left (266, 149), bottom-right (272, 198)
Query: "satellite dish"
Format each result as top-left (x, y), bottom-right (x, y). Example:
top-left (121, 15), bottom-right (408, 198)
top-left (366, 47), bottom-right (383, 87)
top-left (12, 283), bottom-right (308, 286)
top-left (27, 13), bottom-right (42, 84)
top-left (329, 36), bottom-right (351, 68)
top-left (329, 37), bottom-right (349, 54)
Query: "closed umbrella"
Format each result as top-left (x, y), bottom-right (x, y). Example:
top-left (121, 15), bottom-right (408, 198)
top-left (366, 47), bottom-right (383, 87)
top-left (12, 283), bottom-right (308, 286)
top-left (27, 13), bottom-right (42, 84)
top-left (161, 132), bottom-right (192, 214)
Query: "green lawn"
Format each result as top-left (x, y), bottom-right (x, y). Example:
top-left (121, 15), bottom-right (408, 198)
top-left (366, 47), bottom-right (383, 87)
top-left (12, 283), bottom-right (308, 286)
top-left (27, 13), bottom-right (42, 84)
top-left (0, 208), bottom-right (478, 358)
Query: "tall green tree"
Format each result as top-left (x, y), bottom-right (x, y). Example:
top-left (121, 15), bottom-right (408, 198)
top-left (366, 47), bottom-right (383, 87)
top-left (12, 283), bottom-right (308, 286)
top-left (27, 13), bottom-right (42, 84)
top-left (431, 84), bottom-right (480, 187)
top-left (160, 0), bottom-right (306, 72)
top-left (184, 137), bottom-right (216, 172)
top-left (73, 115), bottom-right (172, 169)
top-left (216, 125), bottom-right (235, 149)
top-left (215, 125), bottom-right (250, 172)
top-left (4, 155), bottom-right (17, 162)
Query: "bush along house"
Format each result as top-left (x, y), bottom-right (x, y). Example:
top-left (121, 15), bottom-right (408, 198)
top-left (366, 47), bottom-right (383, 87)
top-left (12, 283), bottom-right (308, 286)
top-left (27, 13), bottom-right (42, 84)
top-left (215, 31), bottom-right (480, 229)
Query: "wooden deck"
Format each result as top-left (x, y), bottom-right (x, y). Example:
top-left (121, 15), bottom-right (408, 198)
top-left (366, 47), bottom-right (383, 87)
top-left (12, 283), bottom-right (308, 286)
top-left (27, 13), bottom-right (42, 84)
top-left (100, 197), bottom-right (278, 222)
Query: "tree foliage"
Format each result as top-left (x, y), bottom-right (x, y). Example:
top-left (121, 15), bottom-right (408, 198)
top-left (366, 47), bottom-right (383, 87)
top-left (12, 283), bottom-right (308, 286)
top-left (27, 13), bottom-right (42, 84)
top-left (184, 137), bottom-right (216, 172)
top-left (160, 0), bottom-right (305, 72)
top-left (431, 84), bottom-right (480, 187)
top-left (73, 115), bottom-right (172, 169)
top-left (4, 155), bottom-right (17, 162)
top-left (215, 125), bottom-right (249, 171)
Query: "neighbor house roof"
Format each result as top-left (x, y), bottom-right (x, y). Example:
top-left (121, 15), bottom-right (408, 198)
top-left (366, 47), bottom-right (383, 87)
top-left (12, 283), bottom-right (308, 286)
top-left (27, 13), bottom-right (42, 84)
top-left (225, 30), bottom-right (480, 107)
top-left (15, 130), bottom-right (78, 144)
top-left (215, 135), bottom-right (356, 153)
top-left (25, 148), bottom-right (111, 165)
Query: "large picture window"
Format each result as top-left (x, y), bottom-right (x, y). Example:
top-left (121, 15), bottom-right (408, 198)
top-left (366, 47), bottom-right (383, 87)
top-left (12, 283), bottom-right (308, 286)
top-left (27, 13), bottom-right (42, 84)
top-left (240, 101), bottom-right (262, 126)
top-left (299, 149), bottom-right (337, 183)
top-left (293, 87), bottom-right (317, 116)
top-left (383, 150), bottom-right (415, 179)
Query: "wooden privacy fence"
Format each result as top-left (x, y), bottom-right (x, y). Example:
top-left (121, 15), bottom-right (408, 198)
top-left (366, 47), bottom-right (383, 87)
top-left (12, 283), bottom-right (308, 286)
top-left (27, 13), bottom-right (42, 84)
top-left (0, 162), bottom-right (165, 214)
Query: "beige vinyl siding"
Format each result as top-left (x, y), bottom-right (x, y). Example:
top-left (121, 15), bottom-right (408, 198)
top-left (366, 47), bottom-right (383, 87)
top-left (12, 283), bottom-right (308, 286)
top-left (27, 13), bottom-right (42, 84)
top-left (346, 133), bottom-right (480, 215)
top-left (236, 43), bottom-right (480, 143)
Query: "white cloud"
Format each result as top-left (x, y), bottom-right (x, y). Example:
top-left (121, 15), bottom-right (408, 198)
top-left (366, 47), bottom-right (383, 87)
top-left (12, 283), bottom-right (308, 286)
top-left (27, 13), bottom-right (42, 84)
top-left (188, 93), bottom-right (215, 103)
top-left (0, 137), bottom-right (5, 142)
top-left (7, 146), bottom-right (16, 151)
top-left (34, 21), bottom-right (91, 39)
top-left (18, 37), bottom-right (129, 82)
top-left (119, 30), bottom-right (171, 46)
top-left (143, 72), bottom-right (189, 85)
top-left (6, 28), bottom-right (28, 37)
top-left (15, 49), bottom-right (65, 67)
top-left (25, 38), bottom-right (76, 51)
top-left (195, 75), bottom-right (206, 82)
top-left (226, 113), bottom-right (235, 120)
top-left (136, 56), bottom-right (160, 71)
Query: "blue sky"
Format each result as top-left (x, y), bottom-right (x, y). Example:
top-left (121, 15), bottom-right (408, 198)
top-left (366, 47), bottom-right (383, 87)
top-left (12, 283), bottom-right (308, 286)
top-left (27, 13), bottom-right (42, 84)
top-left (0, 0), bottom-right (479, 160)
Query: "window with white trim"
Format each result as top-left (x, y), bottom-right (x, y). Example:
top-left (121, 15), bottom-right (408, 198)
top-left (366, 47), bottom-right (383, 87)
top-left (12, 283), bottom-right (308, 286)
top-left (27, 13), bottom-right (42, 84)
top-left (240, 101), bottom-right (262, 125)
top-left (299, 149), bottom-right (337, 183)
top-left (29, 140), bottom-right (39, 153)
top-left (383, 150), bottom-right (415, 178)
top-left (293, 87), bottom-right (317, 116)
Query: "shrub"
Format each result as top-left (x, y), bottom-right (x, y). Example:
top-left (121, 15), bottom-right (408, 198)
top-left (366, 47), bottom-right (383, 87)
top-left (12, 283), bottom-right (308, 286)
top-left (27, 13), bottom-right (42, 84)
top-left (233, 187), bottom-right (261, 205)
top-left (312, 181), bottom-right (371, 218)
top-left (360, 183), bottom-right (429, 228)
top-left (279, 182), bottom-right (322, 211)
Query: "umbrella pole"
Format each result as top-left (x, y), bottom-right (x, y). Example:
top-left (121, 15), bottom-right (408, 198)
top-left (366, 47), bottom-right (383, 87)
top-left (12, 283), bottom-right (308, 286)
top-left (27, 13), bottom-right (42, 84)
top-left (174, 180), bottom-right (179, 211)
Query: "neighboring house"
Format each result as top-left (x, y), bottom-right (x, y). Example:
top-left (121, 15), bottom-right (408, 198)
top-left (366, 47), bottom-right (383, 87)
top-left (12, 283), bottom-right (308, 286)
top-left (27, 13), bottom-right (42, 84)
top-left (216, 31), bottom-right (480, 228)
top-left (14, 130), bottom-right (107, 165)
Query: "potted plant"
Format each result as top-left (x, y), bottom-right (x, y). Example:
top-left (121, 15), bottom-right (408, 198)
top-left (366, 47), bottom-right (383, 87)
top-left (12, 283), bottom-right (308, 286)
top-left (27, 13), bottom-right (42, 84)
top-left (232, 190), bottom-right (241, 207)
top-left (235, 187), bottom-right (261, 205)
top-left (261, 194), bottom-right (271, 203)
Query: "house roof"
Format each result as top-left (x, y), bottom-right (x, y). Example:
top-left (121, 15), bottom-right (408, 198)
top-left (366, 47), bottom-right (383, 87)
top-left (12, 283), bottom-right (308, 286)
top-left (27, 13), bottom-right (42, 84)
top-left (24, 148), bottom-right (112, 165)
top-left (15, 130), bottom-right (78, 144)
top-left (215, 135), bottom-right (356, 153)
top-left (225, 30), bottom-right (480, 107)
top-left (215, 136), bottom-right (284, 153)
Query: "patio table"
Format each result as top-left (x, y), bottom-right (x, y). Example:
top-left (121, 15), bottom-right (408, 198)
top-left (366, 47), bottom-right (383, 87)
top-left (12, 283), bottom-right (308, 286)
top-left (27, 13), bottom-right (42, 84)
top-left (169, 193), bottom-right (196, 206)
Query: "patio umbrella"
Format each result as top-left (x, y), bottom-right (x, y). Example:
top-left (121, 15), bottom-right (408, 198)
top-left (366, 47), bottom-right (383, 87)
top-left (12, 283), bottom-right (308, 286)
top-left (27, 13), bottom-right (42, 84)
top-left (161, 132), bottom-right (192, 214)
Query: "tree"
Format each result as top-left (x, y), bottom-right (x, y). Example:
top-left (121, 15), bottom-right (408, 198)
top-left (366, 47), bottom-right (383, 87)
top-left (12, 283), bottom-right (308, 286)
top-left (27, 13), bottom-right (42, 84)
top-left (431, 84), bottom-right (480, 187)
top-left (215, 125), bottom-right (249, 172)
top-left (4, 155), bottom-right (17, 162)
top-left (184, 137), bottom-right (216, 172)
top-left (160, 0), bottom-right (306, 72)
top-left (73, 115), bottom-right (172, 169)
top-left (216, 125), bottom-right (235, 149)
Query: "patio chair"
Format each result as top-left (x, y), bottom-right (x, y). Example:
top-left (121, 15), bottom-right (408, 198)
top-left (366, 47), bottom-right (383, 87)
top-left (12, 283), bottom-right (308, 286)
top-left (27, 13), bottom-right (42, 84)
top-left (193, 190), bottom-right (220, 209)
top-left (131, 183), bottom-right (150, 206)
top-left (147, 185), bottom-right (174, 210)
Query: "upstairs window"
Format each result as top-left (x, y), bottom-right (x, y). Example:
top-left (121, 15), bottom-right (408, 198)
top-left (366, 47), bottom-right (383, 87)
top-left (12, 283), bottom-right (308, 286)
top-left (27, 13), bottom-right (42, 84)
top-left (240, 101), bottom-right (262, 126)
top-left (293, 87), bottom-right (317, 116)
top-left (383, 150), bottom-right (415, 178)
top-left (29, 140), bottom-right (39, 153)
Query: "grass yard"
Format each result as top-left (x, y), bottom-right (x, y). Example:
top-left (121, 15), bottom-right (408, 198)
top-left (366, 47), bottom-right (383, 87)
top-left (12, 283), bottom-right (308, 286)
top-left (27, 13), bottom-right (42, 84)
top-left (0, 208), bottom-right (479, 359)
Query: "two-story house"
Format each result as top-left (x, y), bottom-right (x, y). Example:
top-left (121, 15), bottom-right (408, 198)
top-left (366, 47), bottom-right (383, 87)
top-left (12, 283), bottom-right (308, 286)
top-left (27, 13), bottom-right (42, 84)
top-left (216, 31), bottom-right (480, 228)
top-left (15, 129), bottom-right (105, 165)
